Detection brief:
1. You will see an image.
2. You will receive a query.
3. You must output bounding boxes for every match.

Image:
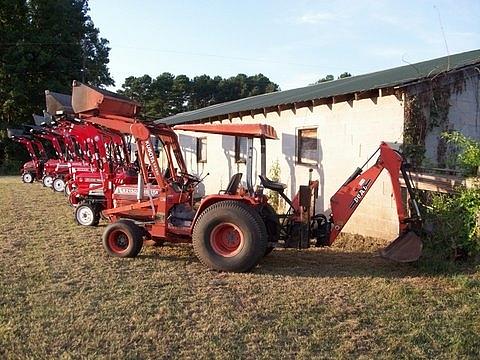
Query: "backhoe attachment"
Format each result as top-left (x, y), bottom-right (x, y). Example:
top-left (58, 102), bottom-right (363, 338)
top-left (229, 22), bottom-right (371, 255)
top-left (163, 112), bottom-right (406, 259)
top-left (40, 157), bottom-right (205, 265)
top-left (327, 142), bottom-right (423, 262)
top-left (380, 230), bottom-right (423, 262)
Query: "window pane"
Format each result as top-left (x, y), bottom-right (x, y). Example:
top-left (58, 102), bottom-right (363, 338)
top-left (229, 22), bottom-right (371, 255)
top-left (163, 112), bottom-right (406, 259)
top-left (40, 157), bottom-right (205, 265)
top-left (235, 136), bottom-right (247, 163)
top-left (197, 137), bottom-right (207, 162)
top-left (298, 128), bottom-right (318, 164)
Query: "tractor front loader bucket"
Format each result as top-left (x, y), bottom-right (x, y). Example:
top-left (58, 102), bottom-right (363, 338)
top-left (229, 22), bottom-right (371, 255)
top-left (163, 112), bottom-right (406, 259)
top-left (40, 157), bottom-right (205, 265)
top-left (380, 230), bottom-right (422, 262)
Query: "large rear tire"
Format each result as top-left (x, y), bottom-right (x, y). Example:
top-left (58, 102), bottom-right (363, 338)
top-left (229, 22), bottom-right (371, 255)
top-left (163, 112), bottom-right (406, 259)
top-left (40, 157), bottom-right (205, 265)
top-left (192, 201), bottom-right (267, 272)
top-left (258, 203), bottom-right (280, 256)
top-left (102, 220), bottom-right (144, 258)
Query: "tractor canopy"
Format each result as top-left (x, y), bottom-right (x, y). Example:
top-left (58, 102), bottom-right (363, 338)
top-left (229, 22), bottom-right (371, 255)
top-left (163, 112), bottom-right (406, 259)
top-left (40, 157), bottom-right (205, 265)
top-left (173, 123), bottom-right (278, 140)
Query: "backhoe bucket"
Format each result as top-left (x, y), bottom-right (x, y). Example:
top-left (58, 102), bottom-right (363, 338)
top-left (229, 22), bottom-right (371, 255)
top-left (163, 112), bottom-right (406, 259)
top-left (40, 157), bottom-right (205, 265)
top-left (380, 231), bottom-right (422, 262)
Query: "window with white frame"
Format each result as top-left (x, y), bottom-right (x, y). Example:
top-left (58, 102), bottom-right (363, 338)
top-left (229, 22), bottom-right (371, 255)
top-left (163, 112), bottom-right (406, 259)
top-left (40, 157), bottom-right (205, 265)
top-left (297, 128), bottom-right (318, 164)
top-left (196, 137), bottom-right (207, 163)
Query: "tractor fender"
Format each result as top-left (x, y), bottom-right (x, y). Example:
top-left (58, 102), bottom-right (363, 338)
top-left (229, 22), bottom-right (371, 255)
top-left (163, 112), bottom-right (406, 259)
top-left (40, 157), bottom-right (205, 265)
top-left (68, 191), bottom-right (81, 206)
top-left (191, 195), bottom-right (259, 233)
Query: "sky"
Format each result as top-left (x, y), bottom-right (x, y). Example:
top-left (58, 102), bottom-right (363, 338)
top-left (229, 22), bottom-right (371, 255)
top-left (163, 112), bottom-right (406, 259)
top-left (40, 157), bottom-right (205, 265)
top-left (89, 0), bottom-right (480, 91)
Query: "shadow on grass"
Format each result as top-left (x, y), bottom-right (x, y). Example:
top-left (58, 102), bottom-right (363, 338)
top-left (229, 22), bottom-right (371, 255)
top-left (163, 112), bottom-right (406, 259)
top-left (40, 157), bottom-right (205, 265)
top-left (137, 253), bottom-right (200, 264)
top-left (137, 244), bottom-right (200, 264)
top-left (134, 243), bottom-right (478, 279)
top-left (255, 249), bottom-right (415, 279)
top-left (256, 248), bottom-right (479, 279)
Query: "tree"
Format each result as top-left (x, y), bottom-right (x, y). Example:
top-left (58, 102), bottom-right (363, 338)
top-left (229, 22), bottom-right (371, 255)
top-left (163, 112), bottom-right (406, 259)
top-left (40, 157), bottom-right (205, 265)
top-left (119, 73), bottom-right (279, 118)
top-left (171, 74), bottom-right (191, 114)
top-left (0, 0), bottom-right (113, 127)
top-left (313, 72), bottom-right (352, 85)
top-left (338, 72), bottom-right (352, 79)
top-left (316, 74), bottom-right (334, 83)
top-left (120, 75), bottom-right (153, 103)
top-left (0, 0), bottom-right (113, 171)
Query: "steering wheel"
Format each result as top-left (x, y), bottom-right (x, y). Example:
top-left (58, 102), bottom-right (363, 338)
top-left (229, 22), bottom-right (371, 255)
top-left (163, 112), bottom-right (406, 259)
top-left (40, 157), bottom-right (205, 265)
top-left (177, 172), bottom-right (202, 190)
top-left (179, 171), bottom-right (200, 183)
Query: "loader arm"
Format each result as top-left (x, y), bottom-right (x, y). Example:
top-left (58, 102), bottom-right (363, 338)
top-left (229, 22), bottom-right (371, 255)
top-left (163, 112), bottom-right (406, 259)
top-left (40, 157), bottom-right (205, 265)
top-left (77, 113), bottom-right (166, 186)
top-left (328, 142), bottom-right (421, 246)
top-left (34, 133), bottom-right (65, 160)
top-left (12, 137), bottom-right (40, 162)
top-left (52, 125), bottom-right (81, 161)
top-left (32, 139), bottom-right (47, 160)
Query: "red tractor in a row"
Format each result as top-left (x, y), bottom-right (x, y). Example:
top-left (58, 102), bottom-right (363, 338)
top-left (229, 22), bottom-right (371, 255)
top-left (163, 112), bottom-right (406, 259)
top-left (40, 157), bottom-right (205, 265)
top-left (68, 81), bottom-right (423, 272)
top-left (7, 127), bottom-right (48, 183)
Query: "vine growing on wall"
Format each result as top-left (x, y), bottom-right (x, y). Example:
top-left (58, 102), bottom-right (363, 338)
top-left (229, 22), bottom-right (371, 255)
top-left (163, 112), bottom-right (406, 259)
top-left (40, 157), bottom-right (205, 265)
top-left (430, 87), bottom-right (452, 167)
top-left (403, 94), bottom-right (428, 166)
top-left (402, 71), bottom-right (467, 168)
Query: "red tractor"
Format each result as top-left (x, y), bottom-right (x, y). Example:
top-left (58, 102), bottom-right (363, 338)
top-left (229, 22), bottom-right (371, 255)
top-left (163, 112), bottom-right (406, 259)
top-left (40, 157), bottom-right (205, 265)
top-left (47, 113), bottom-right (138, 225)
top-left (7, 127), bottom-right (49, 183)
top-left (26, 124), bottom-right (74, 189)
top-left (68, 81), bottom-right (423, 272)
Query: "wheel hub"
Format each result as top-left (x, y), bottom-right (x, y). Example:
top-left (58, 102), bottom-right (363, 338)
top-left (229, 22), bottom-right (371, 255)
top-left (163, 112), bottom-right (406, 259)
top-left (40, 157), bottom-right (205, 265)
top-left (78, 207), bottom-right (93, 225)
top-left (210, 223), bottom-right (244, 257)
top-left (43, 176), bottom-right (53, 187)
top-left (116, 234), bottom-right (128, 248)
top-left (108, 230), bottom-right (129, 253)
top-left (54, 179), bottom-right (65, 192)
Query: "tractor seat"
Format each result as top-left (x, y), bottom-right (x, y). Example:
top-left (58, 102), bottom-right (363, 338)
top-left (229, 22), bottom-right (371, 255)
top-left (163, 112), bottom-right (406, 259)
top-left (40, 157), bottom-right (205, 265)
top-left (219, 173), bottom-right (243, 195)
top-left (258, 175), bottom-right (286, 192)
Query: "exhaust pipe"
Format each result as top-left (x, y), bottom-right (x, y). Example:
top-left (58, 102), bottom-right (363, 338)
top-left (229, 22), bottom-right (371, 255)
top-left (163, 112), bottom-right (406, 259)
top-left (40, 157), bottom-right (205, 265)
top-left (137, 173), bottom-right (144, 201)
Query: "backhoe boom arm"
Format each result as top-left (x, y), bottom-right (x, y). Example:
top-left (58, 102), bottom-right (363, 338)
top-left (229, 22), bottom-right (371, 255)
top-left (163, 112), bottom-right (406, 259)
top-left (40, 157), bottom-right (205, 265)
top-left (328, 142), bottom-right (420, 245)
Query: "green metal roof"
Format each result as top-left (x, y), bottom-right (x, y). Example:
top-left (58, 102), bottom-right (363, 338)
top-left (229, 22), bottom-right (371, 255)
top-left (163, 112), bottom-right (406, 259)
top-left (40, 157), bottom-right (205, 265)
top-left (159, 49), bottom-right (480, 125)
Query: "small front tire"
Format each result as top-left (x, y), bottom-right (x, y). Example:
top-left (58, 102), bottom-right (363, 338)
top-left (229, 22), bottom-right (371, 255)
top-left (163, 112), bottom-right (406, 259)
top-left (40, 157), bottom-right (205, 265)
top-left (75, 203), bottom-right (100, 226)
top-left (53, 177), bottom-right (65, 192)
top-left (102, 220), bottom-right (144, 258)
top-left (22, 172), bottom-right (34, 183)
top-left (42, 175), bottom-right (53, 188)
top-left (64, 181), bottom-right (75, 197)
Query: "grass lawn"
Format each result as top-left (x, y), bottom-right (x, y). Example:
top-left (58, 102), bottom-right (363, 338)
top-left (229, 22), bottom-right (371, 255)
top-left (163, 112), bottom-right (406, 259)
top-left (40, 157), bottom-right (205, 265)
top-left (0, 175), bottom-right (479, 359)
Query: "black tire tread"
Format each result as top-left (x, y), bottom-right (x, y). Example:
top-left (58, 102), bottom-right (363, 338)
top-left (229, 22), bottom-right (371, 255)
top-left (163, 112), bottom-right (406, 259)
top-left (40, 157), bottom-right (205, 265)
top-left (115, 219), bottom-right (144, 255)
top-left (192, 200), bottom-right (267, 272)
top-left (259, 203), bottom-right (280, 256)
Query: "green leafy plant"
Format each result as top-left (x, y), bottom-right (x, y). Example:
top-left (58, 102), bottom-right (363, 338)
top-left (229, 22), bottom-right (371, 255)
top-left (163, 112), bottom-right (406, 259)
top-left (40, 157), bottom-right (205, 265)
top-left (267, 160), bottom-right (283, 213)
top-left (424, 186), bottom-right (480, 260)
top-left (422, 132), bottom-right (480, 260)
top-left (442, 131), bottom-right (480, 176)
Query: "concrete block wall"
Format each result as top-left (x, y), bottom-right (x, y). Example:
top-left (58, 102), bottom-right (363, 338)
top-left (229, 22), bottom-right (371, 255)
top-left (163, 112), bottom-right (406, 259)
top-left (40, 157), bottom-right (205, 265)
top-left (175, 94), bottom-right (405, 240)
top-left (447, 71), bottom-right (480, 139)
top-left (423, 70), bottom-right (480, 165)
